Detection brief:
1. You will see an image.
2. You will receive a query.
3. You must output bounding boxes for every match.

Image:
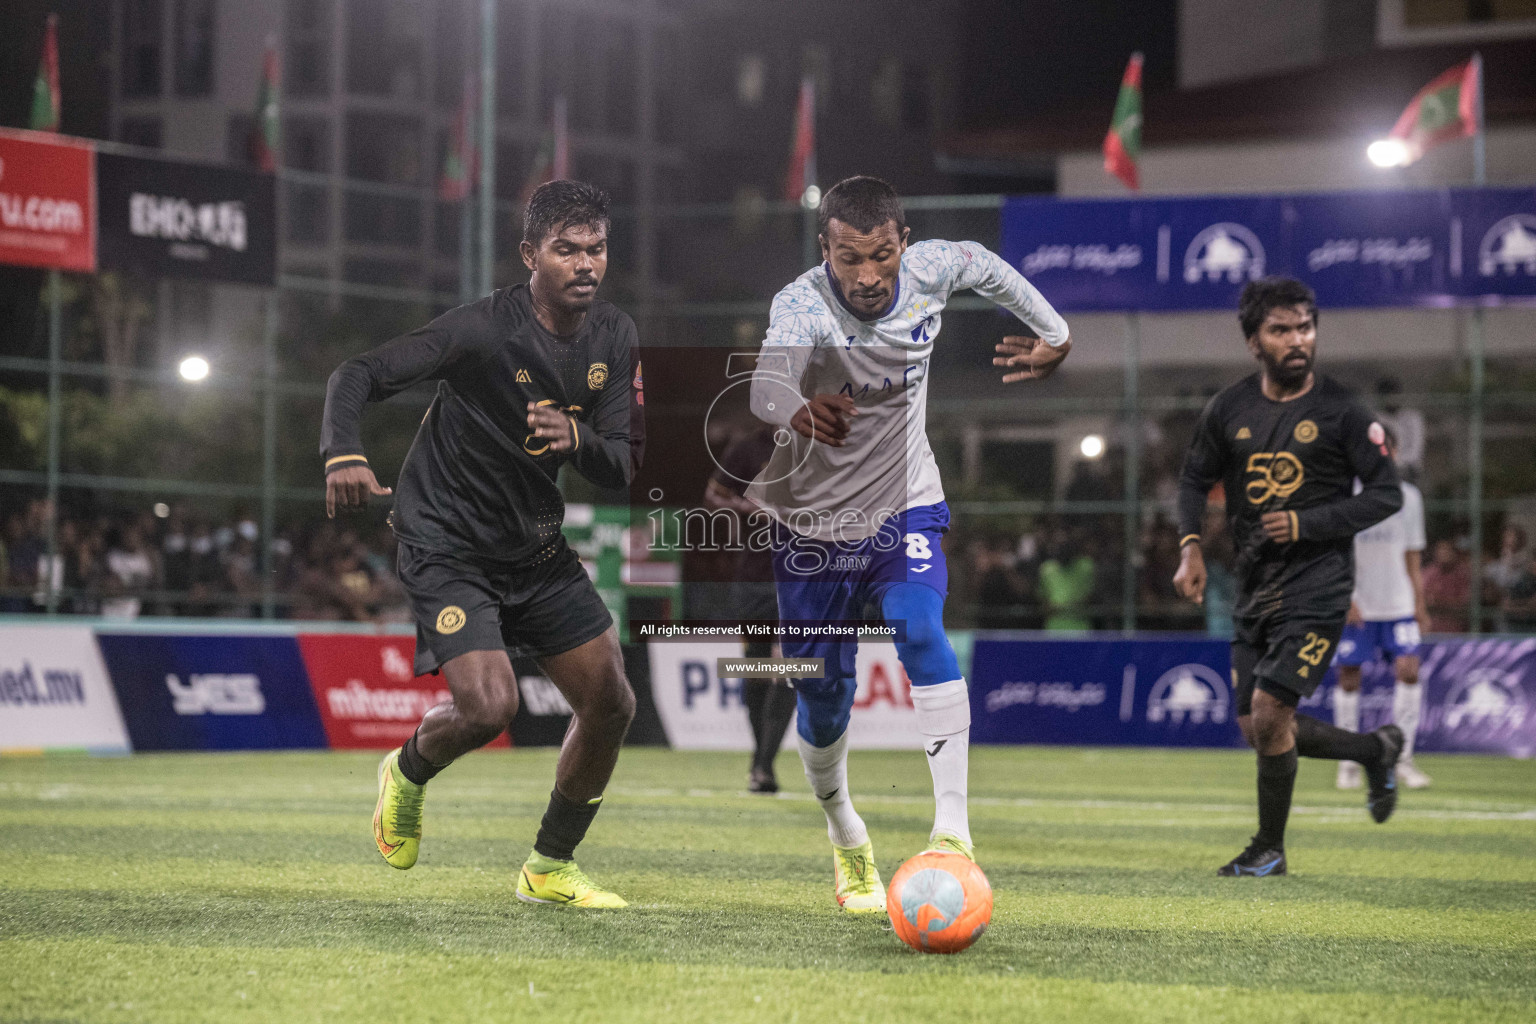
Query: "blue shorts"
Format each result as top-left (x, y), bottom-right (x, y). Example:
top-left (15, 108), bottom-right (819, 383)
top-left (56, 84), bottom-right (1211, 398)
top-left (1335, 617), bottom-right (1421, 667)
top-left (771, 502), bottom-right (950, 687)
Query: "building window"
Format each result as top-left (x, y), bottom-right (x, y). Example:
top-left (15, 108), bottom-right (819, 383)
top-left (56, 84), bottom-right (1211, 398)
top-left (286, 0), bottom-right (332, 98)
top-left (122, 0), bottom-right (163, 98)
top-left (285, 118), bottom-right (330, 173)
top-left (120, 116), bottom-right (163, 149)
top-left (173, 0), bottom-right (216, 97)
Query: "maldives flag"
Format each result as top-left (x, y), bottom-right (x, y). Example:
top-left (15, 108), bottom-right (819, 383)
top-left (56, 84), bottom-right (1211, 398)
top-left (1102, 52), bottom-right (1142, 190)
top-left (29, 14), bottom-right (60, 132)
top-left (519, 96), bottom-right (570, 208)
top-left (785, 74), bottom-right (816, 202)
top-left (250, 38), bottom-right (280, 171)
top-left (1387, 55), bottom-right (1481, 165)
top-left (439, 74), bottom-right (478, 201)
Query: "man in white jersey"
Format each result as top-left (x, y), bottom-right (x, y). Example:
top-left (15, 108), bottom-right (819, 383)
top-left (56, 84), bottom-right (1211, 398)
top-left (1334, 439), bottom-right (1432, 790)
top-left (747, 176), bottom-right (1070, 912)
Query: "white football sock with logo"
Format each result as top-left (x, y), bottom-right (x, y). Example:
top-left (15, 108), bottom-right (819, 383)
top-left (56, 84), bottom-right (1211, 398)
top-left (1334, 687), bottom-right (1360, 733)
top-left (911, 678), bottom-right (971, 846)
top-left (797, 730), bottom-right (868, 849)
top-left (1393, 680), bottom-right (1423, 761)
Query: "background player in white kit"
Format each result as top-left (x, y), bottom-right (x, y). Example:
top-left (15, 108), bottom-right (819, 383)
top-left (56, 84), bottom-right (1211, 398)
top-left (1334, 435), bottom-right (1432, 790)
top-left (748, 176), bottom-right (1070, 912)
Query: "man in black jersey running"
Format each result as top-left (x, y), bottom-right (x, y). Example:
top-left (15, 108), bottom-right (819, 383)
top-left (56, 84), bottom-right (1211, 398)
top-left (1173, 277), bottom-right (1406, 877)
top-left (321, 181), bottom-right (643, 908)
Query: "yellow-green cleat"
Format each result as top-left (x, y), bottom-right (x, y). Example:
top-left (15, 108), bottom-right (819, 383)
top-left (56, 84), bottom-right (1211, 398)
top-left (832, 840), bottom-right (887, 914)
top-left (373, 749), bottom-right (424, 870)
top-left (925, 832), bottom-right (975, 861)
top-left (516, 852), bottom-right (628, 908)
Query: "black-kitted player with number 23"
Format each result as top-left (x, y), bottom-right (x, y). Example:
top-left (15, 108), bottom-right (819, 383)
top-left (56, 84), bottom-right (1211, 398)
top-left (1174, 276), bottom-right (1406, 878)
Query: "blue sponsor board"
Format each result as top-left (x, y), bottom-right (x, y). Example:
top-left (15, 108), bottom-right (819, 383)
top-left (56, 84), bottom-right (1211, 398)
top-left (1001, 187), bottom-right (1536, 312)
top-left (1308, 636), bottom-right (1536, 758)
top-left (971, 637), bottom-right (1243, 748)
top-left (96, 634), bottom-right (326, 751)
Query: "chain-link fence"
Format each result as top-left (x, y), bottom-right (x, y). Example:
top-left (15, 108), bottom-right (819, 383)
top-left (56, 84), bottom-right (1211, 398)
top-left (2, 185), bottom-right (1532, 635)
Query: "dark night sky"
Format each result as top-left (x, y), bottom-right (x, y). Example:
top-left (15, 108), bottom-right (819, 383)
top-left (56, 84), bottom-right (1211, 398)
top-left (0, 1), bottom-right (112, 138)
top-left (954, 0), bottom-right (1178, 128)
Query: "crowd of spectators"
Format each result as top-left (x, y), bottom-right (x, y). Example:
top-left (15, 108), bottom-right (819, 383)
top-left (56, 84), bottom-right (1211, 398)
top-left (3, 492), bottom-right (1532, 635)
top-left (0, 497), bottom-right (408, 622)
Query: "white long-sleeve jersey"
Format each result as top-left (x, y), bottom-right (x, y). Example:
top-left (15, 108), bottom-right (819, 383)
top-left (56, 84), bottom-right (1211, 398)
top-left (747, 239), bottom-right (1069, 541)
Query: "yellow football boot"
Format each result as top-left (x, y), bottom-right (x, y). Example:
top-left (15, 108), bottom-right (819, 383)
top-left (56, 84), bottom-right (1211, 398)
top-left (516, 852), bottom-right (629, 908)
top-left (833, 840), bottom-right (887, 914)
top-left (372, 749), bottom-right (424, 870)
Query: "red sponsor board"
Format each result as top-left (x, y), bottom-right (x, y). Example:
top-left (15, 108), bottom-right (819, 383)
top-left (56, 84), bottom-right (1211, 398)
top-left (297, 634), bottom-right (509, 749)
top-left (0, 130), bottom-right (95, 272)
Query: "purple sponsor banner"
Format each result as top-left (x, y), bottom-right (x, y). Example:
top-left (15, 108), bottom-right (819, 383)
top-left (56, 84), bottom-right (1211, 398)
top-left (1307, 636), bottom-right (1536, 758)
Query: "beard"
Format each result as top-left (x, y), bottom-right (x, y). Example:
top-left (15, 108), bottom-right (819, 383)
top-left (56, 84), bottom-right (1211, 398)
top-left (1263, 349), bottom-right (1313, 387)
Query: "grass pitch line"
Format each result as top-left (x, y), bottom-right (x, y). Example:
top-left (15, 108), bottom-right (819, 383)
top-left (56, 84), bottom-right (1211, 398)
top-left (608, 785), bottom-right (1536, 822)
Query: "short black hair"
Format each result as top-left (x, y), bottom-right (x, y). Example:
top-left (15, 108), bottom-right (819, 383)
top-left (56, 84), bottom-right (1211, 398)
top-left (522, 179), bottom-right (610, 245)
top-left (818, 175), bottom-right (905, 235)
top-left (1239, 276), bottom-right (1318, 339)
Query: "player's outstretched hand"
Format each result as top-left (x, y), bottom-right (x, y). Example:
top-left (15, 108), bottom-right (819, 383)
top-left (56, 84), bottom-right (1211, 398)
top-left (326, 464), bottom-right (392, 518)
top-left (526, 402), bottom-right (577, 452)
top-left (1173, 543), bottom-right (1207, 605)
top-left (995, 335), bottom-right (1070, 383)
top-left (791, 393), bottom-right (858, 447)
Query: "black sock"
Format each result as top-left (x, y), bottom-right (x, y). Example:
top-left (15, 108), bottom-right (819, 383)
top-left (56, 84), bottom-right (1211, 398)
top-left (397, 731), bottom-right (444, 786)
top-left (744, 679), bottom-right (768, 769)
top-left (533, 788), bottom-right (603, 861)
top-left (1294, 713), bottom-right (1383, 763)
top-left (755, 682), bottom-right (797, 774)
top-left (1255, 747), bottom-right (1298, 850)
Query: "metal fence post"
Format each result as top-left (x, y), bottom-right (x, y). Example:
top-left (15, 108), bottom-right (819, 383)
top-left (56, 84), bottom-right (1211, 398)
top-left (45, 269), bottom-right (62, 615)
top-left (1122, 312), bottom-right (1140, 633)
top-left (261, 289), bottom-right (279, 619)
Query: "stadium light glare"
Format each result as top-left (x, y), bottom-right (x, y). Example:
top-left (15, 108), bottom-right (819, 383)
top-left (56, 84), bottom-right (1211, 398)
top-left (1367, 139), bottom-right (1410, 168)
top-left (1080, 434), bottom-right (1105, 459)
top-left (801, 184), bottom-right (821, 209)
top-left (153, 503), bottom-right (171, 518)
top-left (179, 355), bottom-right (210, 381)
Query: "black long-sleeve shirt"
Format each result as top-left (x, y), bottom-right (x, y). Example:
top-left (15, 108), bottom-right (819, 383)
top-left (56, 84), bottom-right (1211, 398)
top-left (1177, 373), bottom-right (1401, 616)
top-left (320, 284), bottom-right (643, 567)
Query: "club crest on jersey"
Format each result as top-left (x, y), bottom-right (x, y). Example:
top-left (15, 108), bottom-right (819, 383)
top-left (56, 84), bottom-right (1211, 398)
top-left (1293, 420), bottom-right (1318, 443)
top-left (515, 369), bottom-right (532, 383)
top-left (587, 363), bottom-right (609, 390)
top-left (436, 606), bottom-right (466, 634)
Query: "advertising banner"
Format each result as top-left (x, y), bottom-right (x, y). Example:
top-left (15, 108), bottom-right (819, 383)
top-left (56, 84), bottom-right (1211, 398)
top-left (0, 130), bottom-right (94, 272)
top-left (296, 634), bottom-right (508, 750)
top-left (1001, 187), bottom-right (1536, 312)
top-left (971, 637), bottom-right (1244, 748)
top-left (647, 641), bottom-right (921, 750)
top-left (96, 151), bottom-right (276, 285)
top-left (0, 626), bottom-right (128, 753)
top-left (1306, 636), bottom-right (1536, 758)
top-left (96, 634), bottom-right (326, 751)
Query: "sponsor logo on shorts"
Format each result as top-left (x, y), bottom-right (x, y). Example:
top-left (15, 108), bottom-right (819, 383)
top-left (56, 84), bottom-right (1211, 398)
top-left (1294, 419), bottom-right (1318, 443)
top-left (436, 605), bottom-right (466, 634)
top-left (587, 362), bottom-right (608, 389)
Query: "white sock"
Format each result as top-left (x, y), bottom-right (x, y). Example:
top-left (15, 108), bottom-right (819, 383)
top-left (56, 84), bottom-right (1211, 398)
top-left (1393, 681), bottom-right (1423, 761)
top-left (911, 678), bottom-right (971, 846)
top-left (797, 731), bottom-right (868, 848)
top-left (1333, 687), bottom-right (1360, 733)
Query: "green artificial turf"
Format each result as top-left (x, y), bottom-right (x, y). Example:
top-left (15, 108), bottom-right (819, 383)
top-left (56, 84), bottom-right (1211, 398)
top-left (2, 746), bottom-right (1533, 1023)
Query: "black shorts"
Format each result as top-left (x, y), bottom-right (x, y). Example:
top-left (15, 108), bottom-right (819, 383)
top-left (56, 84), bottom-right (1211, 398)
top-left (397, 538), bottom-right (613, 676)
top-left (1231, 605), bottom-right (1345, 714)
